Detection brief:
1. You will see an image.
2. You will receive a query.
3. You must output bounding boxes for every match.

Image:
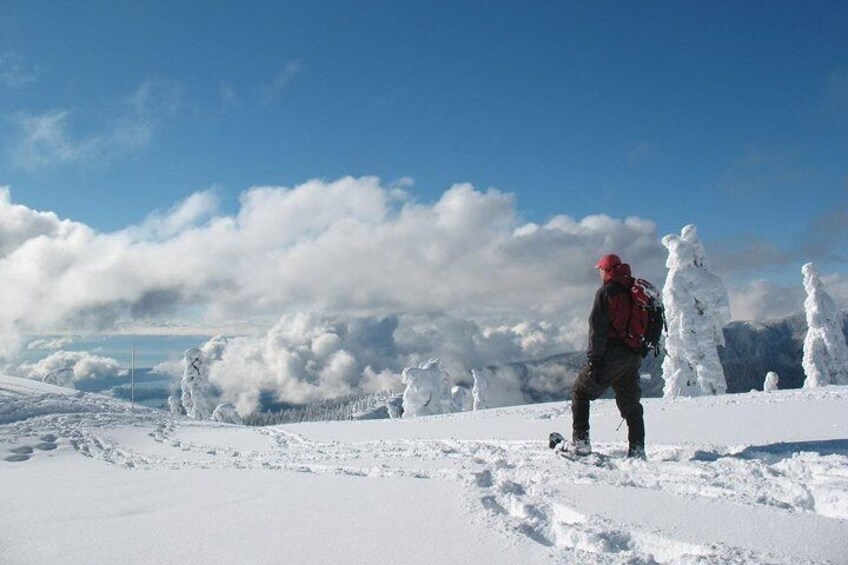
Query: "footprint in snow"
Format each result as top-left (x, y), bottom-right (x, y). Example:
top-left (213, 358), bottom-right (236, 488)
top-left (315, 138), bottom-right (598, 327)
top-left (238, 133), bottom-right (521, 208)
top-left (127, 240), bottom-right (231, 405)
top-left (5, 444), bottom-right (34, 462)
top-left (5, 434), bottom-right (60, 462)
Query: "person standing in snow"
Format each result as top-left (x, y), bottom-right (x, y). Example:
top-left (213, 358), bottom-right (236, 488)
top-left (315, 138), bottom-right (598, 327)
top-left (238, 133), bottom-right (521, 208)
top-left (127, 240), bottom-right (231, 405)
top-left (570, 254), bottom-right (646, 459)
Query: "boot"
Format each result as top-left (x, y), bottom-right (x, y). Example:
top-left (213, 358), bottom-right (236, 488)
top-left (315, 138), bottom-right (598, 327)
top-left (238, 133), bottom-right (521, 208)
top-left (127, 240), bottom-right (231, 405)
top-left (570, 437), bottom-right (592, 456)
top-left (627, 443), bottom-right (646, 459)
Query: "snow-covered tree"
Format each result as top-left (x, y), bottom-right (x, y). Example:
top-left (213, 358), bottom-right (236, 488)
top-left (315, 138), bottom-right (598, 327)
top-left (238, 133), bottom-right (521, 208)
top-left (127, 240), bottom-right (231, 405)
top-left (801, 263), bottom-right (848, 388)
top-left (212, 403), bottom-right (243, 424)
top-left (41, 367), bottom-right (74, 388)
top-left (471, 369), bottom-right (488, 411)
top-left (181, 348), bottom-right (214, 419)
top-left (168, 395), bottom-right (185, 416)
top-left (401, 358), bottom-right (450, 418)
top-left (450, 385), bottom-right (472, 412)
top-left (661, 225), bottom-right (731, 397)
top-left (386, 396), bottom-right (404, 419)
top-left (763, 372), bottom-right (779, 393)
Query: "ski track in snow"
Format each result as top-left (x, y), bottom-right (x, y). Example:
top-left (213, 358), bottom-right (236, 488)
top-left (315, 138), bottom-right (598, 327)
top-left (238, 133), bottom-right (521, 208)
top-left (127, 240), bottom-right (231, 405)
top-left (2, 384), bottom-right (847, 564)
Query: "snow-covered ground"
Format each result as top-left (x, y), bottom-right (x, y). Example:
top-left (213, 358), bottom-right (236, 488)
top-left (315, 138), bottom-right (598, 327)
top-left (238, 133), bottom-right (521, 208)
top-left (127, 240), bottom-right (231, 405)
top-left (1, 375), bottom-right (847, 564)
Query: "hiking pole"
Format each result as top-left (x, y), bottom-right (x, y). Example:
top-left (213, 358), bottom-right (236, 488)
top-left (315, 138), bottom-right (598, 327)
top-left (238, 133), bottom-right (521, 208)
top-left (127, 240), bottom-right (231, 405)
top-left (615, 418), bottom-right (625, 431)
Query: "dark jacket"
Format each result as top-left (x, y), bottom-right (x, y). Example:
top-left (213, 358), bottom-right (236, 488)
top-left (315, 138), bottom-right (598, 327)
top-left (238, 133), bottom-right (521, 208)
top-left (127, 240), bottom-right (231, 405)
top-left (588, 270), bottom-right (633, 362)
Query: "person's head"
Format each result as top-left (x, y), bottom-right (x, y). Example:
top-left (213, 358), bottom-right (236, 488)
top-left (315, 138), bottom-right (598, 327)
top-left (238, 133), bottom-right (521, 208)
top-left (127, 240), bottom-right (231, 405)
top-left (595, 254), bottom-right (622, 283)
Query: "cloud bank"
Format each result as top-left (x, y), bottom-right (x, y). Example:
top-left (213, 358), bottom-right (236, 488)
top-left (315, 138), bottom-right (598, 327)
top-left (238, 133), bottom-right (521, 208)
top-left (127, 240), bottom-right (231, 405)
top-left (3, 176), bottom-right (842, 407)
top-left (0, 178), bottom-right (667, 354)
top-left (197, 313), bottom-right (589, 413)
top-left (10, 350), bottom-right (125, 383)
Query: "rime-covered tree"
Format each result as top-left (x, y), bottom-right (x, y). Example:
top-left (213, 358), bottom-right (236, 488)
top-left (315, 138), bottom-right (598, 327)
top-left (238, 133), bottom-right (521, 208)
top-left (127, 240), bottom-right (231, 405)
top-left (386, 396), bottom-right (404, 419)
top-left (212, 403), bottom-right (243, 424)
top-left (471, 369), bottom-right (489, 411)
top-left (801, 263), bottom-right (848, 387)
top-left (41, 367), bottom-right (74, 388)
top-left (401, 358), bottom-right (450, 418)
top-left (168, 395), bottom-right (185, 416)
top-left (181, 348), bottom-right (214, 419)
top-left (661, 225), bottom-right (731, 397)
top-left (763, 372), bottom-right (779, 393)
top-left (450, 385), bottom-right (472, 412)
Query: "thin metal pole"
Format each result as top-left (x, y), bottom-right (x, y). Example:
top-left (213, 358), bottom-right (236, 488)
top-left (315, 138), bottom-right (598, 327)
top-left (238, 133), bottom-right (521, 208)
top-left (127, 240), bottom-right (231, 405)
top-left (131, 344), bottom-right (135, 412)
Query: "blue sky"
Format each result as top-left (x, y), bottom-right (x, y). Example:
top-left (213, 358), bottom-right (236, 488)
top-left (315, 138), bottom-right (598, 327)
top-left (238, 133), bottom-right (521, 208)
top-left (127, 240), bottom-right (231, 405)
top-left (1, 0), bottom-right (847, 281)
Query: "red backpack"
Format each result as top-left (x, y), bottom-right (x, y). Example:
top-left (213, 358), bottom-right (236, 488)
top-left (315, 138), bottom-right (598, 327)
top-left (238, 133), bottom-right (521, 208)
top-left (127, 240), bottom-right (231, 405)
top-left (623, 277), bottom-right (666, 357)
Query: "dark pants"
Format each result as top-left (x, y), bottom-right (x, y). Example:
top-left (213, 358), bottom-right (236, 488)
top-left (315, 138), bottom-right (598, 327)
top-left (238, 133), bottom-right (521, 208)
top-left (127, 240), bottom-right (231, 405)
top-left (571, 344), bottom-right (644, 447)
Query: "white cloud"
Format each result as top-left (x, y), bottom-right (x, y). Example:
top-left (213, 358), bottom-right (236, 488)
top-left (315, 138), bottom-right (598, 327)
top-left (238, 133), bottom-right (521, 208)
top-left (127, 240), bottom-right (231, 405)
top-left (728, 279), bottom-right (804, 322)
top-left (6, 80), bottom-right (183, 170)
top-left (0, 52), bottom-right (36, 88)
top-left (127, 189), bottom-right (221, 241)
top-left (8, 110), bottom-right (87, 168)
top-left (9, 176), bottom-right (837, 407)
top-left (9, 350), bottom-right (125, 382)
top-left (262, 60), bottom-right (303, 103)
top-left (205, 312), bottom-right (585, 413)
top-left (727, 272), bottom-right (848, 323)
top-left (0, 178), bottom-right (666, 362)
top-left (26, 337), bottom-right (75, 351)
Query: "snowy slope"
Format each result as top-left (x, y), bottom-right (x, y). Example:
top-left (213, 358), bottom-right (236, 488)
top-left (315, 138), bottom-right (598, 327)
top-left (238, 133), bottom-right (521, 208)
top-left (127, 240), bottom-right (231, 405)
top-left (1, 374), bottom-right (847, 564)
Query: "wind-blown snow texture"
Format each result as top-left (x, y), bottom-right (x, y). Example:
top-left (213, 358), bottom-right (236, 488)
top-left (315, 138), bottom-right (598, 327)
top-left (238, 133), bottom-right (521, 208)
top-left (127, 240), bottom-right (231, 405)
top-left (801, 263), bottom-right (848, 388)
top-left (661, 225), bottom-right (731, 397)
top-left (2, 374), bottom-right (847, 564)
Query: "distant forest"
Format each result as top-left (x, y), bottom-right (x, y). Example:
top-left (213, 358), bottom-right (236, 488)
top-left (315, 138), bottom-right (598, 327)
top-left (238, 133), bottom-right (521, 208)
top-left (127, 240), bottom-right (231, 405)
top-left (244, 390), bottom-right (401, 426)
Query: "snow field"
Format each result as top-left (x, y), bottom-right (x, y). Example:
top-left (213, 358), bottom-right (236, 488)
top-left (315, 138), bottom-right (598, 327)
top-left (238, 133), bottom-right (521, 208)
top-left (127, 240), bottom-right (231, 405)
top-left (1, 375), bottom-right (847, 564)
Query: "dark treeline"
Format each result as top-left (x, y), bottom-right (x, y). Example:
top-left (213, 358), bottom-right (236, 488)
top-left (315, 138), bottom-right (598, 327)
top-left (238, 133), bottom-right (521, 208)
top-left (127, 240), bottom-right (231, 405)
top-left (244, 390), bottom-right (401, 426)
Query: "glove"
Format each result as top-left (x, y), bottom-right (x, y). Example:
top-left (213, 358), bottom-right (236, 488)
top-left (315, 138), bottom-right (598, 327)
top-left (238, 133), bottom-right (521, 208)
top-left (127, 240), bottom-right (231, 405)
top-left (588, 356), bottom-right (605, 373)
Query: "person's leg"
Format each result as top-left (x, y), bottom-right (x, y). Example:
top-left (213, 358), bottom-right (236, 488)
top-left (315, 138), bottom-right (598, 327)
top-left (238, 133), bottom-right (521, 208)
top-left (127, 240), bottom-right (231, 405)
top-left (624, 404), bottom-right (645, 448)
top-left (570, 363), bottom-right (611, 453)
top-left (610, 354), bottom-right (645, 455)
top-left (570, 365), bottom-right (594, 440)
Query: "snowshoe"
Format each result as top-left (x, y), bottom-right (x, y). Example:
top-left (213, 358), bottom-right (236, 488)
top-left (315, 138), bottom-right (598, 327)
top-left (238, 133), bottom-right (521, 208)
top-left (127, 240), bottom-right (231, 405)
top-left (549, 432), bottom-right (592, 456)
top-left (548, 432), bottom-right (565, 449)
top-left (570, 438), bottom-right (592, 456)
